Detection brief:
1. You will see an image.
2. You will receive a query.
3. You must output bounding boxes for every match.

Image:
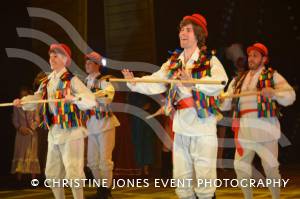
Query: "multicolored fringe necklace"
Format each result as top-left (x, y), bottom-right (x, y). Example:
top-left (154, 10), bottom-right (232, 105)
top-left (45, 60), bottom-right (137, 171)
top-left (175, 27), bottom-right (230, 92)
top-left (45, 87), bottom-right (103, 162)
top-left (256, 67), bottom-right (279, 117)
top-left (40, 70), bottom-right (83, 130)
top-left (83, 75), bottom-right (112, 122)
top-left (165, 48), bottom-right (220, 118)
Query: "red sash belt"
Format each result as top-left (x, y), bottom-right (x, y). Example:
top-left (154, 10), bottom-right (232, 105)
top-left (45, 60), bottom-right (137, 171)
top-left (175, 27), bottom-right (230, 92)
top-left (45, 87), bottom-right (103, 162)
top-left (89, 110), bottom-right (96, 116)
top-left (232, 109), bottom-right (258, 156)
top-left (176, 97), bottom-right (194, 110)
top-left (169, 97), bottom-right (194, 152)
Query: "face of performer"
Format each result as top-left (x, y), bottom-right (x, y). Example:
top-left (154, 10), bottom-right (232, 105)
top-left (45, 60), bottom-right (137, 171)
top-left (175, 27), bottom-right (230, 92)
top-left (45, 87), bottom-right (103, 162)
top-left (49, 51), bottom-right (67, 71)
top-left (247, 50), bottom-right (267, 70)
top-left (85, 60), bottom-right (100, 74)
top-left (179, 23), bottom-right (198, 49)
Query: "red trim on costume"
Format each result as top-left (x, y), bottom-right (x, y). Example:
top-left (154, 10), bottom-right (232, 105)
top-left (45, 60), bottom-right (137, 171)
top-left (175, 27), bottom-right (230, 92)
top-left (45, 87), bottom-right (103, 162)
top-left (176, 97), bottom-right (195, 110)
top-left (232, 109), bottom-right (258, 156)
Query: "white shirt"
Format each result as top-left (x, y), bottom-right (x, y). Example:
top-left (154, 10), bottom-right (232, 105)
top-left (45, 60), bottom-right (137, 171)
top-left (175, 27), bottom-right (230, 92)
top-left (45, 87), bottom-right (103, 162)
top-left (127, 47), bottom-right (228, 136)
top-left (222, 66), bottom-right (296, 142)
top-left (85, 73), bottom-right (120, 134)
top-left (22, 67), bottom-right (96, 144)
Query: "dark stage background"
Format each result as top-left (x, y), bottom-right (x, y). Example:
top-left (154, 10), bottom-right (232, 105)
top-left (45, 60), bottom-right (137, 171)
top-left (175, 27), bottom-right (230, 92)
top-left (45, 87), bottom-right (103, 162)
top-left (0, 0), bottom-right (299, 182)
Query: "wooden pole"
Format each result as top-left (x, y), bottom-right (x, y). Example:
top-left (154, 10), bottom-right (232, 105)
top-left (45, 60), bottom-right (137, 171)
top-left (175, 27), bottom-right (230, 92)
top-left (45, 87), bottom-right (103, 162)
top-left (221, 88), bottom-right (294, 99)
top-left (0, 89), bottom-right (111, 108)
top-left (0, 97), bottom-right (81, 107)
top-left (107, 78), bottom-right (226, 85)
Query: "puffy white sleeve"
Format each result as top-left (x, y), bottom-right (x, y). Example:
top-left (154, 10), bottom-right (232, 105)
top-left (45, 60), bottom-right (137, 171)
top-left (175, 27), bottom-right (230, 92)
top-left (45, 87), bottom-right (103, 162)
top-left (71, 76), bottom-right (97, 111)
top-left (273, 71), bottom-right (296, 106)
top-left (97, 79), bottom-right (115, 104)
top-left (194, 56), bottom-right (228, 96)
top-left (21, 84), bottom-right (43, 111)
top-left (126, 61), bottom-right (169, 95)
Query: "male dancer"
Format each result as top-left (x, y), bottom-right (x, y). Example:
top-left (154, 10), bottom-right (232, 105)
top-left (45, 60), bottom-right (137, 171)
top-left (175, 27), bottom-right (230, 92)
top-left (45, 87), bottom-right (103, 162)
top-left (84, 51), bottom-right (120, 199)
top-left (13, 43), bottom-right (96, 199)
top-left (122, 13), bottom-right (228, 199)
top-left (222, 43), bottom-right (296, 199)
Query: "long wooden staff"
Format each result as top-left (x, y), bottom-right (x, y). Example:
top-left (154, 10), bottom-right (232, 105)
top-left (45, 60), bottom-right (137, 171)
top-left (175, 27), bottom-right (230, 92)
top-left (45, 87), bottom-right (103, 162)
top-left (146, 107), bottom-right (164, 120)
top-left (0, 90), bottom-right (108, 107)
top-left (0, 97), bottom-right (82, 107)
top-left (146, 106), bottom-right (224, 121)
top-left (146, 87), bottom-right (295, 119)
top-left (220, 87), bottom-right (295, 99)
top-left (106, 78), bottom-right (226, 85)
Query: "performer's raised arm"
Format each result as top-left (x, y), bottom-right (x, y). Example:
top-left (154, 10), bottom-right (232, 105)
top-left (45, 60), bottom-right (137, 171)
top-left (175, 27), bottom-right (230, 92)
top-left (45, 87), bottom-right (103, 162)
top-left (121, 62), bottom-right (169, 95)
top-left (13, 84), bottom-right (43, 111)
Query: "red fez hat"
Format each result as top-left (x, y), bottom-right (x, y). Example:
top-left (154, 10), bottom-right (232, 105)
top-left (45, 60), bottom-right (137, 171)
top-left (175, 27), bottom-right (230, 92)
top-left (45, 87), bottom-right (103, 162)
top-left (247, 43), bottom-right (269, 64)
top-left (247, 43), bottom-right (268, 57)
top-left (183, 13), bottom-right (208, 37)
top-left (85, 51), bottom-right (102, 65)
top-left (49, 43), bottom-right (72, 66)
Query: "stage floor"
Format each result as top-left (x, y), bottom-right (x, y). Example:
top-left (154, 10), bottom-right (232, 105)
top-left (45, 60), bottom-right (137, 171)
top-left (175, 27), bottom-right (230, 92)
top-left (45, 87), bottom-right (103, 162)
top-left (0, 185), bottom-right (300, 199)
top-left (1, 165), bottom-right (299, 199)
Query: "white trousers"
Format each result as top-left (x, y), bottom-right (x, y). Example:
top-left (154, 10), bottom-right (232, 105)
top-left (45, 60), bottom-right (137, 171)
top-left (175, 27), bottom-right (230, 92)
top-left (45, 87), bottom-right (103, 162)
top-left (87, 128), bottom-right (115, 188)
top-left (45, 138), bottom-right (85, 199)
top-left (173, 134), bottom-right (218, 199)
top-left (234, 140), bottom-right (281, 199)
